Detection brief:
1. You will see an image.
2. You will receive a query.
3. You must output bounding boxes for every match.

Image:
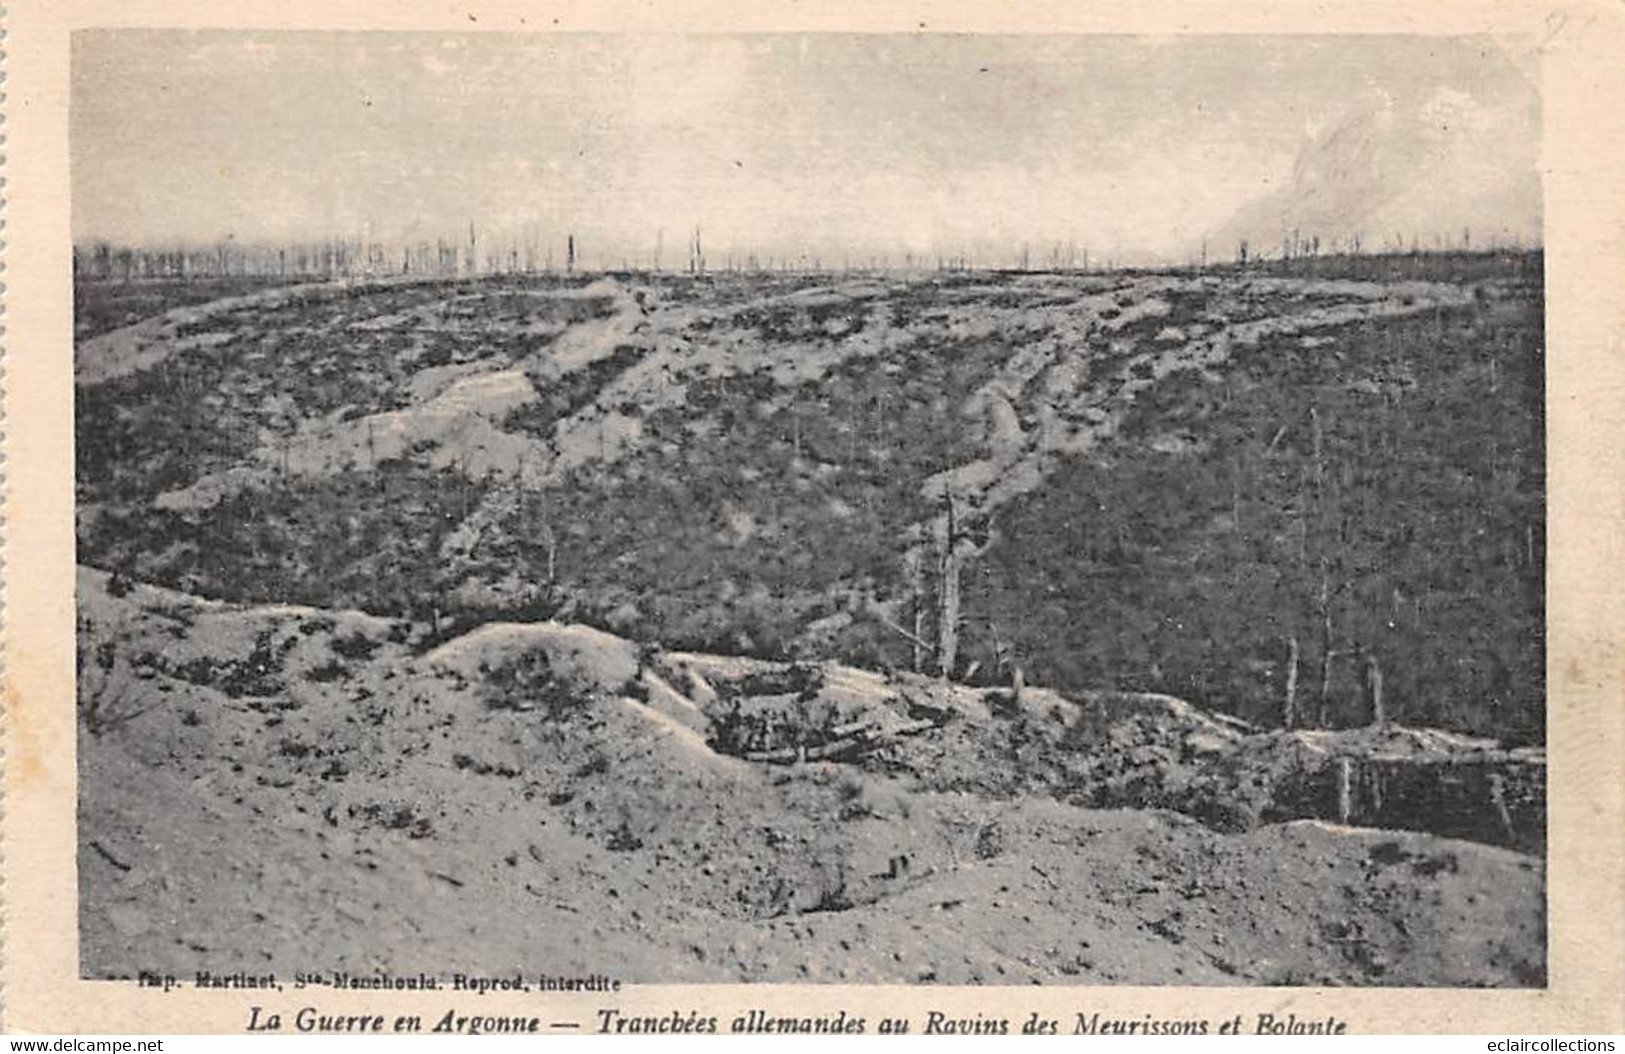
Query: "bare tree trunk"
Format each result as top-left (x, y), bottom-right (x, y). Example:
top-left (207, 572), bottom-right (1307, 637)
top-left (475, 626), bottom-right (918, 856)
top-left (1317, 563), bottom-right (1335, 727)
top-left (1297, 475), bottom-right (1309, 565)
top-left (938, 553), bottom-right (962, 681)
top-left (1488, 773), bottom-right (1515, 842)
top-left (938, 495), bottom-right (963, 681)
top-left (1283, 635), bottom-right (1300, 729)
top-left (1310, 405), bottom-right (1325, 492)
top-left (906, 548), bottom-right (926, 673)
top-left (1336, 757), bottom-right (1354, 824)
top-left (1365, 653), bottom-right (1385, 726)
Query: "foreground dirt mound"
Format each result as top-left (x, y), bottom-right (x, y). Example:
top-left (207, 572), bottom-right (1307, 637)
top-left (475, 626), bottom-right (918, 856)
top-left (78, 568), bottom-right (1544, 985)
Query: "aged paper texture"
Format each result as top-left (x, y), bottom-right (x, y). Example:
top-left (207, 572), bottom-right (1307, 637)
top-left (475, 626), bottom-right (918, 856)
top-left (4, 0), bottom-right (1623, 1036)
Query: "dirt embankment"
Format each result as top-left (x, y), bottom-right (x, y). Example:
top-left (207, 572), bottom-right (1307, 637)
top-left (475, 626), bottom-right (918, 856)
top-left (906, 690), bottom-right (1547, 856)
top-left (78, 568), bottom-right (1544, 986)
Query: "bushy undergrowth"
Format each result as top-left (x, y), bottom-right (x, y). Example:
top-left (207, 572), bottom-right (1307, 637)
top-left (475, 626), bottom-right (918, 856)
top-left (965, 282), bottom-right (1544, 741)
top-left (480, 649), bottom-right (587, 719)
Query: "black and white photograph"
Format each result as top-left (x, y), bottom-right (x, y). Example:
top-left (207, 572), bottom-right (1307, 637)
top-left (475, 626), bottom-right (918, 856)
top-left (69, 29), bottom-right (1549, 992)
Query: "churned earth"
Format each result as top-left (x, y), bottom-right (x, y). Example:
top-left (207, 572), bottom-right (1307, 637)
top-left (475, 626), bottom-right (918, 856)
top-left (79, 567), bottom-right (1544, 986)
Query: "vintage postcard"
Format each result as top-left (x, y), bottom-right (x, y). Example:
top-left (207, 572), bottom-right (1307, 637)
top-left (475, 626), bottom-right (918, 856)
top-left (4, 0), bottom-right (1623, 1037)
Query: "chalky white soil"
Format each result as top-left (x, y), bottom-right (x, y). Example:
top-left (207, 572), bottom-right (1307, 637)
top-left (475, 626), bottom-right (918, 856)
top-left (79, 568), bottom-right (1543, 986)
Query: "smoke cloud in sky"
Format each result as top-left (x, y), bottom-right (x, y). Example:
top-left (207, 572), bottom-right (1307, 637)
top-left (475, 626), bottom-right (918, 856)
top-left (72, 31), bottom-right (1541, 266)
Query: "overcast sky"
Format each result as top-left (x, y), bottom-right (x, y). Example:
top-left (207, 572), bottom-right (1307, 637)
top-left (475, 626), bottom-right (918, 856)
top-left (71, 31), bottom-right (1541, 265)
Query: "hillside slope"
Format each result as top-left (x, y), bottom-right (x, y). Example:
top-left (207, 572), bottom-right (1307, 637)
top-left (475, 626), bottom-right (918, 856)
top-left (76, 256), bottom-right (1544, 742)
